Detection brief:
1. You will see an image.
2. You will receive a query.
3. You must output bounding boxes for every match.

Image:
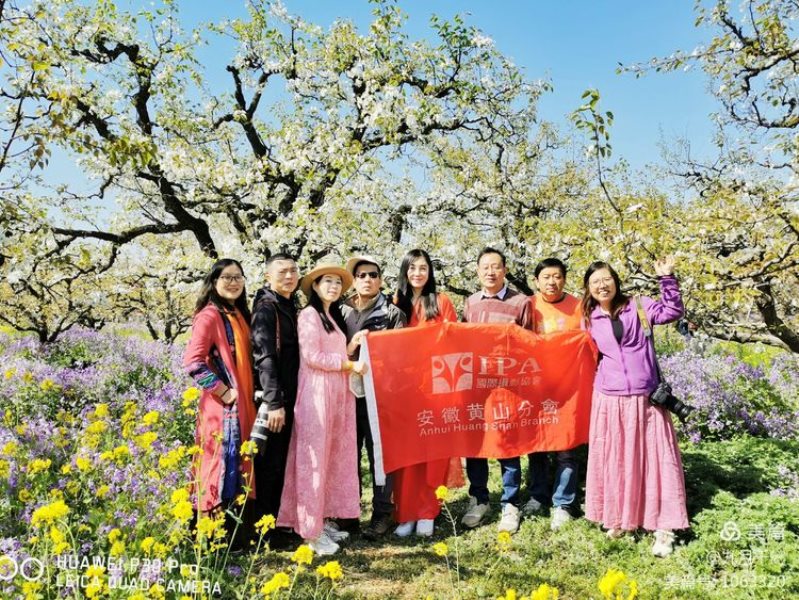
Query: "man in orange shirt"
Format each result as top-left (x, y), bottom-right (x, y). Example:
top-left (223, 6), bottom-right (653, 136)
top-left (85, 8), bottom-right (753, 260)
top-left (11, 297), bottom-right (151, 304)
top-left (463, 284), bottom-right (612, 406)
top-left (525, 258), bottom-right (583, 530)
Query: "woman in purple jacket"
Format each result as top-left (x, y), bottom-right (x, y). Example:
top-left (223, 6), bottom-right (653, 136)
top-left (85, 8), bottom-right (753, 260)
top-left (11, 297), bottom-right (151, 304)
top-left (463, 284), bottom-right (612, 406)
top-left (581, 258), bottom-right (688, 557)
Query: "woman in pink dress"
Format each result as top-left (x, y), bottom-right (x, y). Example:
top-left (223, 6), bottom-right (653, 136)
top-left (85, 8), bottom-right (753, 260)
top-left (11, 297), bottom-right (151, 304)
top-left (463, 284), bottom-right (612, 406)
top-left (581, 257), bottom-right (689, 557)
top-left (184, 259), bottom-right (256, 517)
top-left (277, 263), bottom-right (368, 555)
top-left (391, 249), bottom-right (464, 538)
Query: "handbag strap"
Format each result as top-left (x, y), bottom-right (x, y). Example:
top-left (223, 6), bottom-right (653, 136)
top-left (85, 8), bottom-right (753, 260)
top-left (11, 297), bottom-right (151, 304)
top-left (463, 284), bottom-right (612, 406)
top-left (634, 296), bottom-right (664, 383)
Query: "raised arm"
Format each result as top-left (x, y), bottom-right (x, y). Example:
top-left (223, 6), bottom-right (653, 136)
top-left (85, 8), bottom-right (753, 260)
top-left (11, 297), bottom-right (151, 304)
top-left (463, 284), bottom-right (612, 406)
top-left (645, 257), bottom-right (684, 325)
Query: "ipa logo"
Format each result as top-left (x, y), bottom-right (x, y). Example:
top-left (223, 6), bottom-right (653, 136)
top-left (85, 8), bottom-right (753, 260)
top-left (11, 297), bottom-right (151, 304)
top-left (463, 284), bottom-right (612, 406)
top-left (432, 353), bottom-right (474, 394)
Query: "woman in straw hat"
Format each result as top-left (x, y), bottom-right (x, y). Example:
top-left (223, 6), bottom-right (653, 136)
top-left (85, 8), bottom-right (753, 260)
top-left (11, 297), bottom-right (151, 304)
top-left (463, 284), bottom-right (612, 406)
top-left (276, 262), bottom-right (368, 555)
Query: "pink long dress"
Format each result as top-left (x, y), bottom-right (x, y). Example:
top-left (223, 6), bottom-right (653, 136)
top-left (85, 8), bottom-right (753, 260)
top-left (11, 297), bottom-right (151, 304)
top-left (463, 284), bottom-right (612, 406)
top-left (277, 307), bottom-right (360, 539)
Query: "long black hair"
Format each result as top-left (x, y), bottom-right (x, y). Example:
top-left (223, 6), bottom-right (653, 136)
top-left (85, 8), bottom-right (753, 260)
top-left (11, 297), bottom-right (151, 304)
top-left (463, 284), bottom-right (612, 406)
top-left (580, 261), bottom-right (628, 327)
top-left (396, 249), bottom-right (440, 322)
top-left (307, 275), bottom-right (348, 334)
top-left (194, 258), bottom-right (251, 321)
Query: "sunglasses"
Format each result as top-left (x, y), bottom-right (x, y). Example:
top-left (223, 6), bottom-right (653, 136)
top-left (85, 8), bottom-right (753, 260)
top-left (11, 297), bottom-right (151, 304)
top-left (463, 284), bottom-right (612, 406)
top-left (355, 271), bottom-right (380, 279)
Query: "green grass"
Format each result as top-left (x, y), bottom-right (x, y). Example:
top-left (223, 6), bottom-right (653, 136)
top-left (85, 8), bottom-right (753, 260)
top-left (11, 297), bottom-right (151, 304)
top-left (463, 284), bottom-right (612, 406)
top-left (255, 437), bottom-right (799, 599)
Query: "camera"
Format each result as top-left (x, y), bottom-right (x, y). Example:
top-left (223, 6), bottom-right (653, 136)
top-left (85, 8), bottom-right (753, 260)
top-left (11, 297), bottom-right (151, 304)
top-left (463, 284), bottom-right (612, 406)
top-left (250, 392), bottom-right (269, 456)
top-left (649, 381), bottom-right (695, 423)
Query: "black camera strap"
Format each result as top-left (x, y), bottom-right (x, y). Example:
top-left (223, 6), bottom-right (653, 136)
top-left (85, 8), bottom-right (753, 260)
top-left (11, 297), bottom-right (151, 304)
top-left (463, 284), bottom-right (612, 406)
top-left (634, 296), bottom-right (665, 384)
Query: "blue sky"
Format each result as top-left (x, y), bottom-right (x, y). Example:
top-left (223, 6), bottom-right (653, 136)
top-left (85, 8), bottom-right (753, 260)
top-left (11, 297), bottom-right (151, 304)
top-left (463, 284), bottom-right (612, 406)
top-left (183, 0), bottom-right (719, 169)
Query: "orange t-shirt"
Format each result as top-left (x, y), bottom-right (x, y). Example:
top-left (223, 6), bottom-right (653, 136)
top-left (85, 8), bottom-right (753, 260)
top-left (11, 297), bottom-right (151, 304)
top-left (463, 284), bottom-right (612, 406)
top-left (530, 293), bottom-right (582, 334)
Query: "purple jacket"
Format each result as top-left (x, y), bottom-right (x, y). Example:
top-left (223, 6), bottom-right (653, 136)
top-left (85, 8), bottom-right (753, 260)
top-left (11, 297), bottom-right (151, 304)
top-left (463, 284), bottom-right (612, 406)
top-left (588, 276), bottom-right (684, 396)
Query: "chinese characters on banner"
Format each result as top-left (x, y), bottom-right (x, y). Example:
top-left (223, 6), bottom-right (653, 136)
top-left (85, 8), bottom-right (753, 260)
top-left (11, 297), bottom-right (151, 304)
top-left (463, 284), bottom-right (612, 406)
top-left (361, 322), bottom-right (598, 484)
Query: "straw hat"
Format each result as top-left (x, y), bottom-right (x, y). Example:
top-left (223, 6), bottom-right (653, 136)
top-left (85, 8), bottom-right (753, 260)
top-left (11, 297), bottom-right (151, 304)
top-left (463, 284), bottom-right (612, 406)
top-left (299, 263), bottom-right (353, 299)
top-left (345, 254), bottom-right (381, 276)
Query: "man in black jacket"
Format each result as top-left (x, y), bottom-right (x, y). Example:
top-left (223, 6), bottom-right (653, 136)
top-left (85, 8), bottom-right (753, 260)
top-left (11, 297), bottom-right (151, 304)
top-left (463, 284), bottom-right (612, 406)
top-left (341, 254), bottom-right (406, 539)
top-left (250, 253), bottom-right (300, 525)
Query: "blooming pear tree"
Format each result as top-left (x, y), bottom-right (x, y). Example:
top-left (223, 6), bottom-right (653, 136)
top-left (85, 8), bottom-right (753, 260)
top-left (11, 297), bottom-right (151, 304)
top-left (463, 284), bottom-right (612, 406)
top-left (620, 0), bottom-right (799, 352)
top-left (0, 0), bottom-right (552, 339)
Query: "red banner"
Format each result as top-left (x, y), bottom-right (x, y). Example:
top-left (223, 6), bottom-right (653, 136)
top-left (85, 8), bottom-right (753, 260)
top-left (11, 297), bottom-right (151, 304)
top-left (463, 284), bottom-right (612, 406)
top-left (362, 323), bottom-right (597, 482)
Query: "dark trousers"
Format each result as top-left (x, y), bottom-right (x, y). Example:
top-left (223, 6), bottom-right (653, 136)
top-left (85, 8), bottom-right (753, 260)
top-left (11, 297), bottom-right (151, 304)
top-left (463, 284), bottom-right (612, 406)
top-left (528, 449), bottom-right (578, 511)
top-left (254, 407), bottom-right (294, 521)
top-left (355, 396), bottom-right (393, 516)
top-left (465, 456), bottom-right (521, 507)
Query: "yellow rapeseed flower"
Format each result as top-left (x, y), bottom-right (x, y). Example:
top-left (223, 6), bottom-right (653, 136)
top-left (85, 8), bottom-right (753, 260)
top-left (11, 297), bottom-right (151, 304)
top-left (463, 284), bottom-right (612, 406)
top-left (255, 514), bottom-right (276, 536)
top-left (291, 544), bottom-right (314, 565)
top-left (3, 368), bottom-right (15, 380)
top-left (240, 440), bottom-right (257, 456)
top-left (158, 446), bottom-right (185, 470)
top-left (96, 485), bottom-right (110, 499)
top-left (434, 485), bottom-right (449, 501)
top-left (60, 464), bottom-right (71, 475)
top-left (15, 423), bottom-right (27, 435)
top-left (108, 528), bottom-right (122, 542)
top-left (0, 459), bottom-right (9, 479)
top-left (18, 488), bottom-right (32, 503)
top-left (432, 542), bottom-right (448, 557)
top-left (496, 530), bottom-right (512, 552)
top-left (22, 581), bottom-right (43, 600)
top-left (260, 572), bottom-right (290, 596)
top-left (27, 458), bottom-right (52, 475)
top-left (86, 420), bottom-right (108, 435)
top-left (1, 440), bottom-right (18, 456)
top-left (31, 499), bottom-right (70, 528)
top-left (316, 560), bottom-right (343, 581)
top-left (182, 387), bottom-right (201, 402)
top-left (110, 540), bottom-right (125, 557)
top-left (142, 410), bottom-right (160, 426)
top-left (75, 457), bottom-right (91, 472)
top-left (85, 565), bottom-right (105, 579)
top-left (140, 537), bottom-right (155, 554)
top-left (497, 589), bottom-right (517, 600)
top-left (93, 403), bottom-right (110, 419)
top-left (171, 500), bottom-right (193, 523)
top-left (98, 451), bottom-right (113, 462)
top-left (135, 431), bottom-right (158, 450)
top-left (40, 379), bottom-right (57, 391)
top-left (530, 583), bottom-right (560, 600)
top-left (598, 569), bottom-right (638, 600)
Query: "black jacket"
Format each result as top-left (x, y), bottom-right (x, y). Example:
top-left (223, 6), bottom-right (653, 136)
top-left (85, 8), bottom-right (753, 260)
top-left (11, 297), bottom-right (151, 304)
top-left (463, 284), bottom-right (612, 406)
top-left (341, 292), bottom-right (406, 360)
top-left (251, 286), bottom-right (299, 411)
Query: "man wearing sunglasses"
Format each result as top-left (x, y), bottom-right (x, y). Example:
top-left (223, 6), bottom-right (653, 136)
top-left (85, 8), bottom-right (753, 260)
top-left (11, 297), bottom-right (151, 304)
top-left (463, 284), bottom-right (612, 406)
top-left (340, 254), bottom-right (406, 540)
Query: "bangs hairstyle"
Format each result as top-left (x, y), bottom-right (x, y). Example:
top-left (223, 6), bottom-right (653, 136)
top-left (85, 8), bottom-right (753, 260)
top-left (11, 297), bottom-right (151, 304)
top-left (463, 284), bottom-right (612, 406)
top-left (307, 274), bottom-right (347, 334)
top-left (580, 261), bottom-right (628, 326)
top-left (194, 258), bottom-right (251, 320)
top-left (396, 249), bottom-right (440, 322)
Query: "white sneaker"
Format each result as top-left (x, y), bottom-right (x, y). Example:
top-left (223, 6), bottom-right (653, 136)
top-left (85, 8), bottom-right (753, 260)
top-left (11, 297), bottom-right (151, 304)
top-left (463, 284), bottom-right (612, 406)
top-left (461, 497), bottom-right (489, 529)
top-left (323, 520), bottom-right (349, 543)
top-left (415, 519), bottom-right (434, 537)
top-left (308, 532), bottom-right (339, 556)
top-left (652, 530), bottom-right (675, 557)
top-left (550, 507), bottom-right (572, 531)
top-left (522, 497), bottom-right (544, 515)
top-left (497, 504), bottom-right (521, 534)
top-left (394, 521), bottom-right (415, 537)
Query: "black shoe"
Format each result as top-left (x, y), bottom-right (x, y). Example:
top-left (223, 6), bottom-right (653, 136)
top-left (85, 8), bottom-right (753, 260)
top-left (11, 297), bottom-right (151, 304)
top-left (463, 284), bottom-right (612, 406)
top-left (362, 513), bottom-right (393, 540)
top-left (266, 527), bottom-right (301, 551)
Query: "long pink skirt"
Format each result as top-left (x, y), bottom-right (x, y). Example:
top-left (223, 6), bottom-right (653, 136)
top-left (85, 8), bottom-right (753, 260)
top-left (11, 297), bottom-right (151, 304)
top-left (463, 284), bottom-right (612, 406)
top-left (585, 390), bottom-right (689, 532)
